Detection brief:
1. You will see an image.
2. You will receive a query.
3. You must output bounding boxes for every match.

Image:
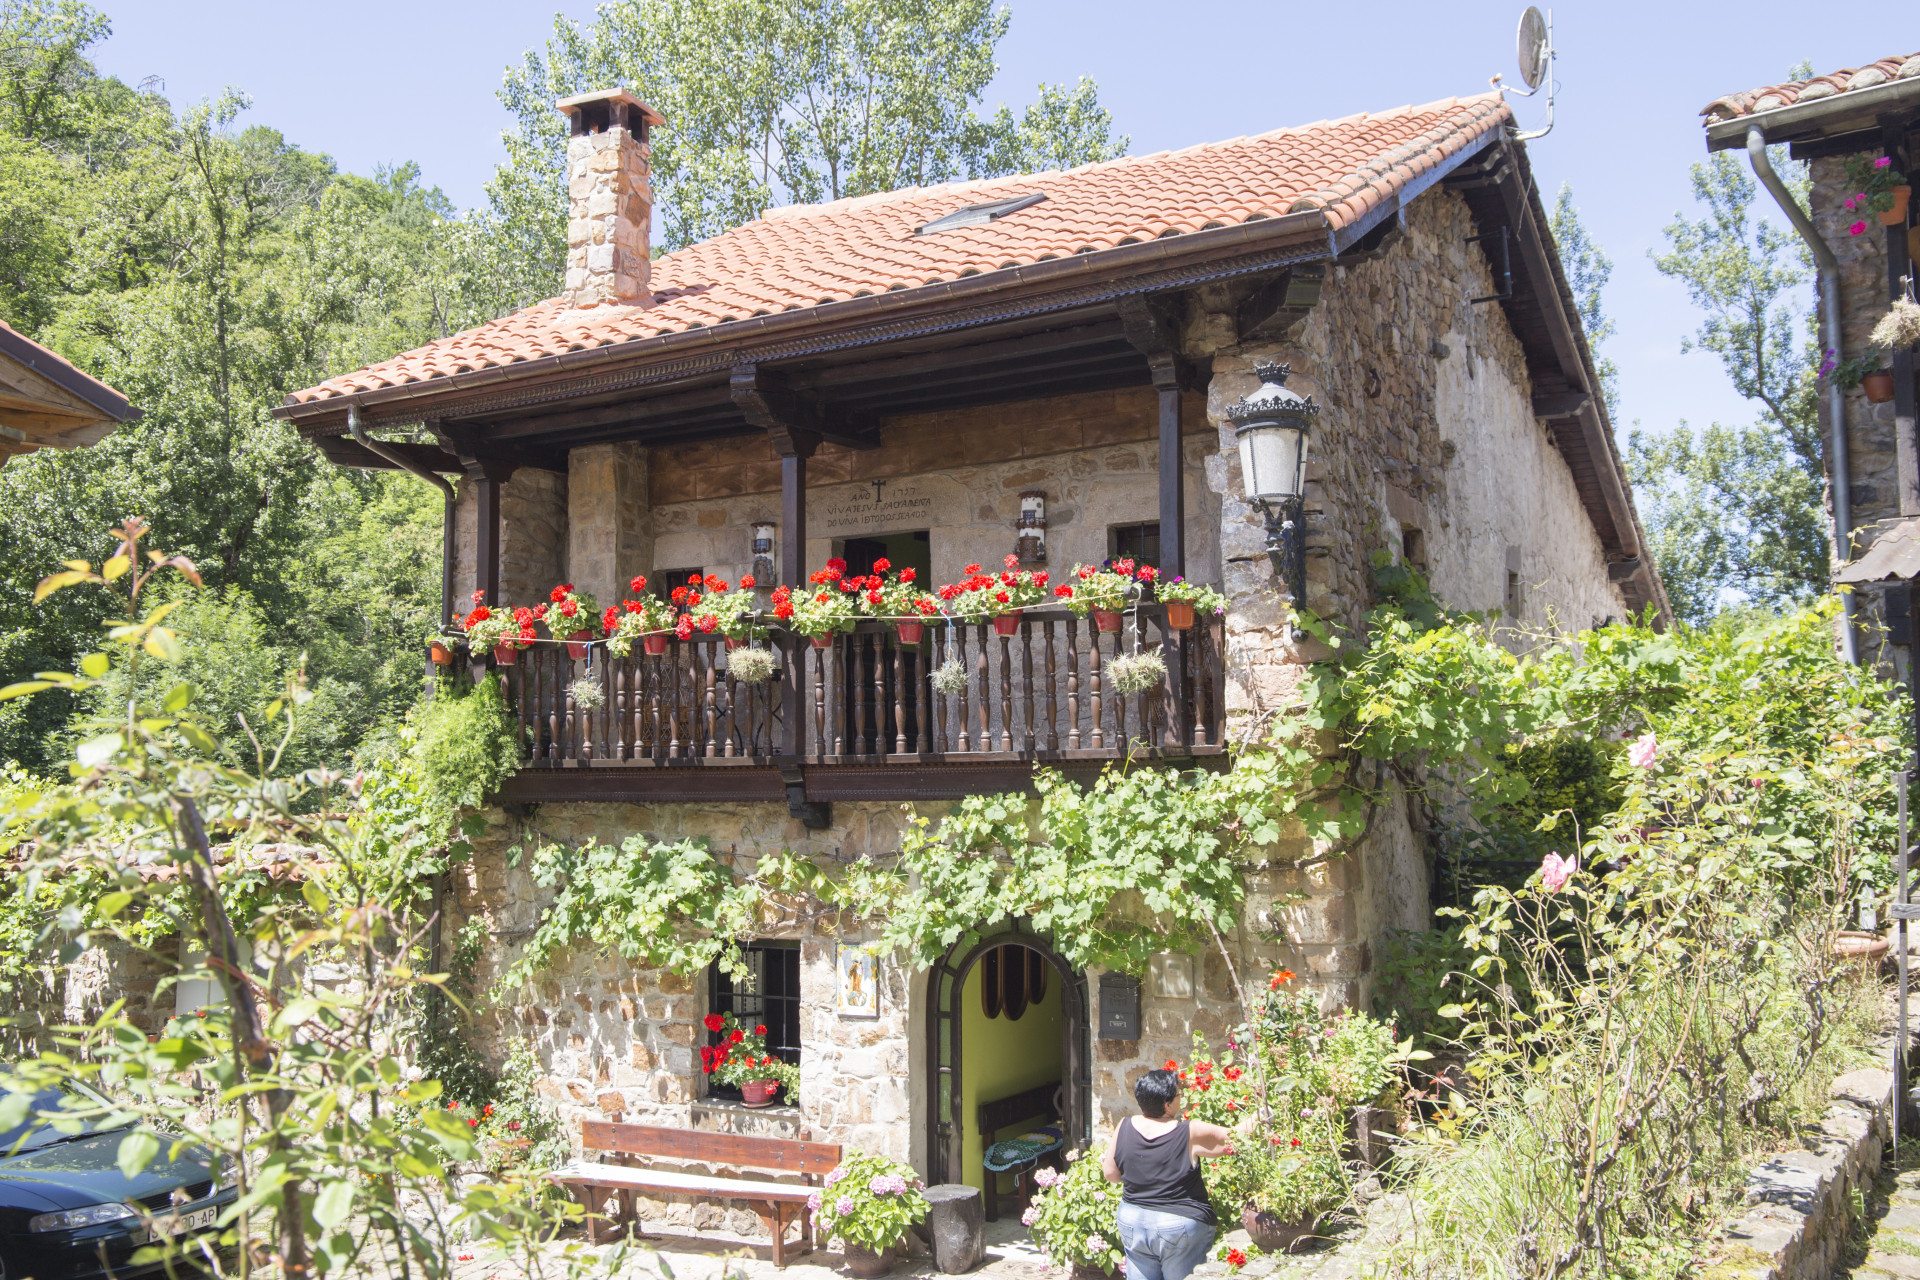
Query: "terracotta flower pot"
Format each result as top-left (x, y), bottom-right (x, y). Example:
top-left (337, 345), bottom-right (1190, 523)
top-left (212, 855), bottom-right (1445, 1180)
top-left (1242, 1204), bottom-right (1317, 1254)
top-left (1093, 609), bottom-right (1123, 633)
top-left (643, 635), bottom-right (670, 656)
top-left (812, 633), bottom-right (835, 649)
top-left (992, 610), bottom-right (1024, 637)
top-left (840, 1244), bottom-right (898, 1278)
top-left (492, 643), bottom-right (519, 666)
top-left (566, 630), bottom-right (590, 660)
top-left (1865, 371), bottom-right (1897, 403)
top-left (1881, 185), bottom-right (1911, 227)
top-left (895, 621), bottom-right (925, 646)
top-left (428, 641), bottom-right (454, 665)
top-left (725, 637), bottom-right (744, 651)
top-left (740, 1079), bottom-right (780, 1108)
top-left (1833, 930), bottom-right (1890, 964)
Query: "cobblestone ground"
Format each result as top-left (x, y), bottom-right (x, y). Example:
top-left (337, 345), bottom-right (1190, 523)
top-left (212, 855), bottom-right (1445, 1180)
top-left (1836, 1138), bottom-right (1920, 1278)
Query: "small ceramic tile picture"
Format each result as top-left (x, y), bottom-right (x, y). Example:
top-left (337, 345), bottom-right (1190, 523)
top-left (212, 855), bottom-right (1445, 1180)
top-left (836, 943), bottom-right (880, 1018)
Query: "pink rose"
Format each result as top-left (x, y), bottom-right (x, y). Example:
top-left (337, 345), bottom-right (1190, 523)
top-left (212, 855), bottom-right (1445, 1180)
top-left (1541, 851), bottom-right (1578, 894)
top-left (1627, 731), bottom-right (1658, 769)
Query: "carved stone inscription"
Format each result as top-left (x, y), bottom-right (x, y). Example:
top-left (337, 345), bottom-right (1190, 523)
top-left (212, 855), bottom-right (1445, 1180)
top-left (812, 477), bottom-right (965, 538)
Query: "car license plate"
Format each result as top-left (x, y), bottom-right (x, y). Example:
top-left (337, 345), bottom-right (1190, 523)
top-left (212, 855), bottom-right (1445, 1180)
top-left (147, 1205), bottom-right (218, 1242)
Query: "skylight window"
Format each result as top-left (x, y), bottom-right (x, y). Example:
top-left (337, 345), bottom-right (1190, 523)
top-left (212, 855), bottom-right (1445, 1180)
top-left (915, 192), bottom-right (1047, 235)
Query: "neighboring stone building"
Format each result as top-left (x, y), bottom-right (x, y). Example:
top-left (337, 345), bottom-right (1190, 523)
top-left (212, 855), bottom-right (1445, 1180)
top-left (1700, 54), bottom-right (1920, 661)
top-left (279, 86), bottom-right (1660, 1221)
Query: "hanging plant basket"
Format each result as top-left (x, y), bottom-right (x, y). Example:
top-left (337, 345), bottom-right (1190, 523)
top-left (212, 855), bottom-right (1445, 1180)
top-left (931, 660), bottom-right (968, 696)
top-left (1107, 650), bottom-right (1167, 695)
top-left (1871, 297), bottom-right (1920, 351)
top-left (727, 647), bottom-right (777, 684)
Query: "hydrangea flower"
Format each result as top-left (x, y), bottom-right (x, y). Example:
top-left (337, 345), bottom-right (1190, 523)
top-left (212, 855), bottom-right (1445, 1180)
top-left (836, 1195), bottom-right (856, 1217)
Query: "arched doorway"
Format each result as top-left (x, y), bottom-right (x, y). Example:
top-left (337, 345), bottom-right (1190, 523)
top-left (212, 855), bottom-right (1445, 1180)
top-left (923, 924), bottom-right (1090, 1191)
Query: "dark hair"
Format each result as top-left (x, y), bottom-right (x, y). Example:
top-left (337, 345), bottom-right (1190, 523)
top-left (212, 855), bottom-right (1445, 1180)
top-left (1134, 1069), bottom-right (1180, 1119)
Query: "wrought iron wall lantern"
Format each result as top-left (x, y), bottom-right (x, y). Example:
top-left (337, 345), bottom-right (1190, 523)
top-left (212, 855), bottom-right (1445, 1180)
top-left (1229, 361), bottom-right (1317, 613)
top-left (751, 521), bottom-right (777, 587)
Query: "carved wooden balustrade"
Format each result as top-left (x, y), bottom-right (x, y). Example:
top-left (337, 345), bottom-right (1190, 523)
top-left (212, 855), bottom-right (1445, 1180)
top-left (489, 605), bottom-right (1225, 801)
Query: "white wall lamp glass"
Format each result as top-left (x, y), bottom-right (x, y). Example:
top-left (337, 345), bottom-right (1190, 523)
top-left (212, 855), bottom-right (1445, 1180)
top-left (1228, 361), bottom-right (1317, 612)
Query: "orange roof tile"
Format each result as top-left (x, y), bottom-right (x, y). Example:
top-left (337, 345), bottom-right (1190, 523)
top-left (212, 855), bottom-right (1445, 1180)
top-left (1701, 52), bottom-right (1920, 122)
top-left (289, 93), bottom-right (1510, 406)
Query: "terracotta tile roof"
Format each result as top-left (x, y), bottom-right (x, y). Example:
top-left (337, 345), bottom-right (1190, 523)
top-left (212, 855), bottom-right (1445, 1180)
top-left (289, 94), bottom-right (1510, 406)
top-left (1701, 52), bottom-right (1920, 122)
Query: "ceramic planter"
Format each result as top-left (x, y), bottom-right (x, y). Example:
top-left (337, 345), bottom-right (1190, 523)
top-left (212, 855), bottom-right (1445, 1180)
top-left (812, 633), bottom-right (835, 649)
top-left (895, 621), bottom-right (925, 646)
top-left (566, 630), bottom-right (591, 660)
top-left (1242, 1204), bottom-right (1318, 1253)
top-left (643, 635), bottom-right (670, 656)
top-left (1833, 930), bottom-right (1890, 964)
top-left (840, 1244), bottom-right (898, 1278)
top-left (1865, 371), bottom-right (1897, 403)
top-left (992, 610), bottom-right (1024, 637)
top-left (740, 1079), bottom-right (780, 1107)
top-left (725, 637), bottom-right (743, 651)
top-left (1164, 601), bottom-right (1196, 631)
top-left (492, 643), bottom-right (520, 666)
top-left (428, 640), bottom-right (454, 665)
top-left (1093, 609), bottom-right (1123, 633)
top-left (1881, 185), bottom-right (1911, 227)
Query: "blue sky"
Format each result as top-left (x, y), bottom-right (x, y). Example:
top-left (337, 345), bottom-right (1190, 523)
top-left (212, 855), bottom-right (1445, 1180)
top-left (88, 0), bottom-right (1876, 443)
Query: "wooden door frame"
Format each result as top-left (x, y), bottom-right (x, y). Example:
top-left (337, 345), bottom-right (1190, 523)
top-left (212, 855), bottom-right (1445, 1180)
top-left (922, 923), bottom-right (1090, 1186)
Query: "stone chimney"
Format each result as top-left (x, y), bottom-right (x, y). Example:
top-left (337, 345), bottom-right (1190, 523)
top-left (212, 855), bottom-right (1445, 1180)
top-left (555, 88), bottom-right (665, 308)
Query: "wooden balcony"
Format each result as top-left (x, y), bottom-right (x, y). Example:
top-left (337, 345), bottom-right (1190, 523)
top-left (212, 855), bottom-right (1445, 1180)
top-left (489, 605), bottom-right (1226, 811)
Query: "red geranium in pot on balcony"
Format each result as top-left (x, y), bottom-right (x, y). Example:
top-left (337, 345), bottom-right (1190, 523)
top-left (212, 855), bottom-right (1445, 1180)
top-left (857, 558), bottom-right (939, 645)
top-left (605, 581), bottom-right (678, 658)
top-left (938, 556), bottom-right (1049, 635)
top-left (539, 582), bottom-right (602, 658)
top-left (786, 561), bottom-right (860, 646)
top-left (701, 1011), bottom-right (799, 1107)
top-left (703, 575), bottom-right (766, 647)
top-left (461, 592), bottom-right (537, 665)
top-left (1057, 559), bottom-right (1156, 632)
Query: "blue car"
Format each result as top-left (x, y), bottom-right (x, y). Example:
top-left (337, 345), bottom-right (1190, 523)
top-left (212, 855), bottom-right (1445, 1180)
top-left (0, 1078), bottom-right (238, 1280)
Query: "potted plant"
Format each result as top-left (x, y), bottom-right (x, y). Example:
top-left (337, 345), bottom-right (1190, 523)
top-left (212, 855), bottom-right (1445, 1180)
top-left (426, 632), bottom-right (457, 666)
top-left (1107, 649), bottom-right (1168, 695)
top-left (783, 569), bottom-right (860, 648)
top-left (857, 558), bottom-right (939, 645)
top-left (808, 1150), bottom-right (928, 1278)
top-left (938, 556), bottom-right (1051, 636)
top-left (1154, 578), bottom-right (1230, 631)
top-left (605, 589), bottom-right (678, 658)
top-left (1023, 1148), bottom-right (1123, 1279)
top-left (1057, 559), bottom-right (1157, 632)
top-left (1870, 296), bottom-right (1920, 354)
top-left (540, 582), bottom-right (602, 658)
top-left (1845, 153), bottom-right (1909, 230)
top-left (703, 574), bottom-right (765, 648)
top-left (701, 1012), bottom-right (800, 1106)
top-left (461, 596), bottom-right (537, 665)
top-left (1827, 348), bottom-right (1894, 402)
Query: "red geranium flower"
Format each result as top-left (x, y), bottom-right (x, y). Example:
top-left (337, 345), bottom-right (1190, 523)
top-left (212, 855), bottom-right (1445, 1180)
top-left (630, 574), bottom-right (648, 593)
top-left (900, 567), bottom-right (915, 582)
top-left (550, 584), bottom-right (571, 603)
top-left (1004, 554), bottom-right (1019, 568)
top-left (775, 602), bottom-right (794, 620)
top-left (741, 574), bottom-right (756, 588)
top-left (872, 557), bottom-right (891, 574)
top-left (675, 616), bottom-right (694, 640)
top-left (755, 1024), bottom-right (767, 1035)
top-left (705, 575), bottom-right (727, 591)
top-left (1226, 1249), bottom-right (1247, 1269)
top-left (671, 586), bottom-right (689, 605)
top-left (826, 557), bottom-right (847, 575)
top-left (704, 1013), bottom-right (726, 1033)
top-left (1164, 1060), bottom-right (1177, 1071)
top-left (1054, 584), bottom-right (1074, 598)
top-left (729, 1029), bottom-right (745, 1044)
top-left (963, 563), bottom-right (981, 576)
top-left (994, 591), bottom-right (1010, 604)
top-left (1269, 968), bottom-right (1295, 989)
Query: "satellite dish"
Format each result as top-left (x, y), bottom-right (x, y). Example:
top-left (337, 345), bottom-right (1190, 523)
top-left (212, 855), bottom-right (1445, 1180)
top-left (1517, 7), bottom-right (1549, 89)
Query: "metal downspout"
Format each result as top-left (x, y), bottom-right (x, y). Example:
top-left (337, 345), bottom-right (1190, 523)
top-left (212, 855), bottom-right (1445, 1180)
top-left (1748, 125), bottom-right (1858, 664)
top-left (348, 401), bottom-right (460, 636)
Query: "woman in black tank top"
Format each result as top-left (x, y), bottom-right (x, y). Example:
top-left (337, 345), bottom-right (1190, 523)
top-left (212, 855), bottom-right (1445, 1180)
top-left (1098, 1069), bottom-right (1238, 1280)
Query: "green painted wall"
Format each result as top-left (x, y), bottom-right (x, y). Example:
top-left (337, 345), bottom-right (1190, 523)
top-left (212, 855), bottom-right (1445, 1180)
top-left (958, 951), bottom-right (1063, 1195)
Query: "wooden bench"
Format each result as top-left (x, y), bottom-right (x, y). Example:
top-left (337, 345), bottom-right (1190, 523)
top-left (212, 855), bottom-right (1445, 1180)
top-left (977, 1081), bottom-right (1063, 1223)
top-left (547, 1120), bottom-right (840, 1265)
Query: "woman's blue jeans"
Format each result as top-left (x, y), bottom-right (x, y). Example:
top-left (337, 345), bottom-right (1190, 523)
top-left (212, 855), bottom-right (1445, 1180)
top-left (1115, 1202), bottom-right (1216, 1280)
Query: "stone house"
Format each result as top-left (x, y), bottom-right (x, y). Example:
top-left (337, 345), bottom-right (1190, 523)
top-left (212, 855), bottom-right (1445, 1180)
top-left (278, 85), bottom-right (1659, 1222)
top-left (1700, 53), bottom-right (1920, 661)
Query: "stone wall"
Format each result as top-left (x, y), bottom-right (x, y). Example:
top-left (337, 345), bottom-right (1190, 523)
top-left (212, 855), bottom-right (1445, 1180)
top-left (452, 468), bottom-right (570, 605)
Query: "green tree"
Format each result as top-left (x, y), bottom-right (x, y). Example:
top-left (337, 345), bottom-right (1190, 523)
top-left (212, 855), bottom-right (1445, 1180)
top-left (1629, 146), bottom-right (1826, 623)
top-left (479, 0), bottom-right (1130, 312)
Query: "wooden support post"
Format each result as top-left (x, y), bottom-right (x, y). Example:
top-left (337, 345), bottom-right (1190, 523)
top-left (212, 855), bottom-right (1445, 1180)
top-left (1888, 119), bottom-right (1918, 515)
top-left (475, 472), bottom-right (502, 606)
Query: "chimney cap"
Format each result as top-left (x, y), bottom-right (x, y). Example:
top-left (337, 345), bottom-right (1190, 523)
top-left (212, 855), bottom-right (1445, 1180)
top-left (556, 87), bottom-right (667, 131)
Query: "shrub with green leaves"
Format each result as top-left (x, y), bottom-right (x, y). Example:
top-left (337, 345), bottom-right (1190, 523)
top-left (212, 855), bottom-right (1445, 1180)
top-left (412, 676), bottom-right (523, 821)
top-left (808, 1150), bottom-right (928, 1253)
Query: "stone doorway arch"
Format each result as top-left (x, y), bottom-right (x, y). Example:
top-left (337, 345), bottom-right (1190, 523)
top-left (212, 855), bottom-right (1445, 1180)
top-left (922, 923), bottom-right (1091, 1186)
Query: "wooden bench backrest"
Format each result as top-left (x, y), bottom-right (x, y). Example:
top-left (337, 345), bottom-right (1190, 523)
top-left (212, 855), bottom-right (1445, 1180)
top-left (977, 1080), bottom-right (1060, 1143)
top-left (581, 1120), bottom-right (842, 1176)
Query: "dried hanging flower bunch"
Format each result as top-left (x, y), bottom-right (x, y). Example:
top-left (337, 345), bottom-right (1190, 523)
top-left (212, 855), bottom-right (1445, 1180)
top-left (568, 677), bottom-right (606, 710)
top-left (1870, 297), bottom-right (1920, 352)
top-left (931, 659), bottom-right (969, 696)
top-left (728, 646), bottom-right (778, 684)
top-left (1107, 650), bottom-right (1167, 695)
